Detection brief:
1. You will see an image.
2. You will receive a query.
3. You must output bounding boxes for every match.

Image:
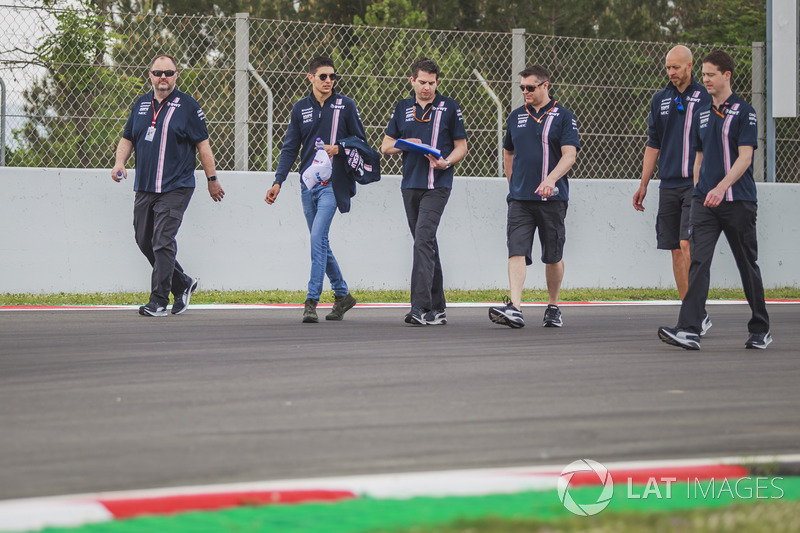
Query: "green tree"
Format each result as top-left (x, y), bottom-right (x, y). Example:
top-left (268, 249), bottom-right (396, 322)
top-left (675, 0), bottom-right (766, 46)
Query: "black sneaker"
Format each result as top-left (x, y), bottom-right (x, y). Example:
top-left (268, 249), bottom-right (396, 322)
top-left (326, 293), bottom-right (357, 321)
top-left (745, 331), bottom-right (772, 349)
top-left (424, 309), bottom-right (447, 325)
top-left (171, 277), bottom-right (199, 315)
top-left (488, 297), bottom-right (524, 328)
top-left (404, 307), bottom-right (426, 326)
top-left (658, 326), bottom-right (701, 350)
top-left (542, 304), bottom-right (563, 327)
top-left (302, 298), bottom-right (319, 323)
top-left (700, 312), bottom-right (712, 337)
top-left (139, 302), bottom-right (167, 317)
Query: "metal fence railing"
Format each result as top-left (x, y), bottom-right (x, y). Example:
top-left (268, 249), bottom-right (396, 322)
top-left (1, 4), bottom-right (797, 182)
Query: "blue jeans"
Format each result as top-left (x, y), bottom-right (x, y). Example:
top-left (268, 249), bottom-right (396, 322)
top-left (301, 182), bottom-right (348, 301)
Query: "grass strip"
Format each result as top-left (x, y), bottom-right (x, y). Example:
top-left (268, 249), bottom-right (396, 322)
top-left (39, 477), bottom-right (800, 533)
top-left (3, 286), bottom-right (799, 306)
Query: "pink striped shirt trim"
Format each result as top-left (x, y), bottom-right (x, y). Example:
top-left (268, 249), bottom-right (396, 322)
top-left (721, 103), bottom-right (738, 201)
top-left (155, 97), bottom-right (179, 193)
top-left (681, 91), bottom-right (700, 178)
top-left (330, 98), bottom-right (342, 144)
top-left (427, 104), bottom-right (443, 189)
top-left (540, 114), bottom-right (555, 200)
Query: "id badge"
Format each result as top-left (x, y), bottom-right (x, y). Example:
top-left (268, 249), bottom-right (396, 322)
top-left (145, 126), bottom-right (156, 142)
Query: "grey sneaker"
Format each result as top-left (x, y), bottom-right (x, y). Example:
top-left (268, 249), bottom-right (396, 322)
top-left (326, 293), bottom-right (357, 321)
top-left (543, 304), bottom-right (563, 327)
top-left (658, 326), bottom-right (701, 350)
top-left (171, 277), bottom-right (199, 315)
top-left (488, 297), bottom-right (524, 328)
top-left (745, 331), bottom-right (772, 350)
top-left (424, 309), bottom-right (447, 325)
top-left (302, 298), bottom-right (319, 323)
top-left (700, 312), bottom-right (712, 336)
top-left (404, 307), bottom-right (426, 326)
top-left (139, 302), bottom-right (167, 317)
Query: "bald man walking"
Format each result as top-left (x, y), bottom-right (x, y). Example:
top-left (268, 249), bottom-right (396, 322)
top-left (633, 45), bottom-right (712, 334)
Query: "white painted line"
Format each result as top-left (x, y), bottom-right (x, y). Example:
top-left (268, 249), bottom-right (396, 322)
top-left (1, 300), bottom-right (797, 312)
top-left (0, 501), bottom-right (112, 532)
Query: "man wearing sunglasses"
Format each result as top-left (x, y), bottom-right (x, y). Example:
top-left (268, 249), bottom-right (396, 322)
top-left (112, 54), bottom-right (225, 317)
top-left (488, 66), bottom-right (579, 329)
top-left (381, 57), bottom-right (468, 326)
top-left (266, 56), bottom-right (364, 323)
top-left (659, 51), bottom-right (770, 351)
top-left (633, 45), bottom-right (712, 334)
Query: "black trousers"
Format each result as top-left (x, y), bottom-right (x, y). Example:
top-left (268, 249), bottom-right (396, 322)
top-left (678, 198), bottom-right (769, 335)
top-left (402, 187), bottom-right (451, 312)
top-left (133, 187), bottom-right (194, 307)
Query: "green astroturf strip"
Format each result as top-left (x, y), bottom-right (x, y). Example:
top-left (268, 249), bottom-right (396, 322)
top-left (38, 477), bottom-right (800, 533)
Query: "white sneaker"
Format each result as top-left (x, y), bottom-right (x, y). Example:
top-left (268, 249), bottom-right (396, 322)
top-left (700, 312), bottom-right (712, 337)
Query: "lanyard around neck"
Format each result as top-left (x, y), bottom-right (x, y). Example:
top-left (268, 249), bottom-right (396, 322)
top-left (151, 98), bottom-right (170, 127)
top-left (525, 101), bottom-right (557, 124)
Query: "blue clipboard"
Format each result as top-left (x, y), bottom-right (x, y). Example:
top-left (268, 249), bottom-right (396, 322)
top-left (394, 139), bottom-right (442, 159)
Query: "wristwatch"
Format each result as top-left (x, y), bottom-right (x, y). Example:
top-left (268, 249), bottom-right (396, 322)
top-left (207, 175), bottom-right (217, 182)
top-left (444, 159), bottom-right (452, 168)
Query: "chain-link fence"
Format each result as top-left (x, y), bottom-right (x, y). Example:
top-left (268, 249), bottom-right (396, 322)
top-left (1, 4), bottom-right (798, 182)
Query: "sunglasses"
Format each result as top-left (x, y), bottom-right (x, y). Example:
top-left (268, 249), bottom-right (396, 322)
top-left (151, 70), bottom-right (176, 78)
top-left (317, 73), bottom-right (337, 81)
top-left (520, 81), bottom-right (546, 93)
top-left (675, 96), bottom-right (685, 112)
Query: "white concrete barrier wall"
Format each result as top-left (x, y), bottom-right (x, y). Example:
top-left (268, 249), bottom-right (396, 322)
top-left (2, 167), bottom-right (798, 294)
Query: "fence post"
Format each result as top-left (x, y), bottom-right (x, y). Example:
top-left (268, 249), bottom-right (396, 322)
top-left (752, 42), bottom-right (765, 182)
top-left (235, 13), bottom-right (249, 171)
top-left (0, 76), bottom-right (6, 166)
top-left (511, 28), bottom-right (525, 110)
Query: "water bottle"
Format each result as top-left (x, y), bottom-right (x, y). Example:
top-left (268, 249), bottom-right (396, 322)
top-left (315, 138), bottom-right (325, 152)
top-left (538, 185), bottom-right (559, 198)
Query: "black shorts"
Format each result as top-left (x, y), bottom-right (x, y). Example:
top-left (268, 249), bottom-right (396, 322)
top-left (507, 199), bottom-right (568, 265)
top-left (656, 185), bottom-right (692, 250)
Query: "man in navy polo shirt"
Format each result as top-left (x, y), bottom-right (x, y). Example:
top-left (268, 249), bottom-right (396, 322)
top-left (488, 65), bottom-right (579, 329)
top-left (634, 45), bottom-right (712, 335)
top-left (266, 56), bottom-right (363, 324)
top-left (112, 54), bottom-right (225, 317)
top-left (381, 57), bottom-right (468, 326)
top-left (659, 50), bottom-right (771, 350)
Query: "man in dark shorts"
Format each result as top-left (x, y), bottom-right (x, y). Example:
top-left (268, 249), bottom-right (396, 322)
top-left (488, 65), bottom-right (579, 329)
top-left (658, 50), bottom-right (771, 351)
top-left (634, 45), bottom-right (712, 335)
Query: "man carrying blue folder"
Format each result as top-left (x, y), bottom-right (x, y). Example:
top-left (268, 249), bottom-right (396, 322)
top-left (381, 57), bottom-right (468, 326)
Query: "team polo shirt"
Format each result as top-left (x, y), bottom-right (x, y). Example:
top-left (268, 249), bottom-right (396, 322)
top-left (122, 88), bottom-right (208, 193)
top-left (647, 78), bottom-right (711, 188)
top-left (691, 92), bottom-right (758, 202)
top-left (274, 90), bottom-right (366, 185)
top-left (504, 100), bottom-right (580, 202)
top-left (385, 92), bottom-right (467, 189)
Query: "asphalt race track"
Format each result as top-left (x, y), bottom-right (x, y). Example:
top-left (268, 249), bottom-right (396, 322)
top-left (1, 303), bottom-right (798, 501)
